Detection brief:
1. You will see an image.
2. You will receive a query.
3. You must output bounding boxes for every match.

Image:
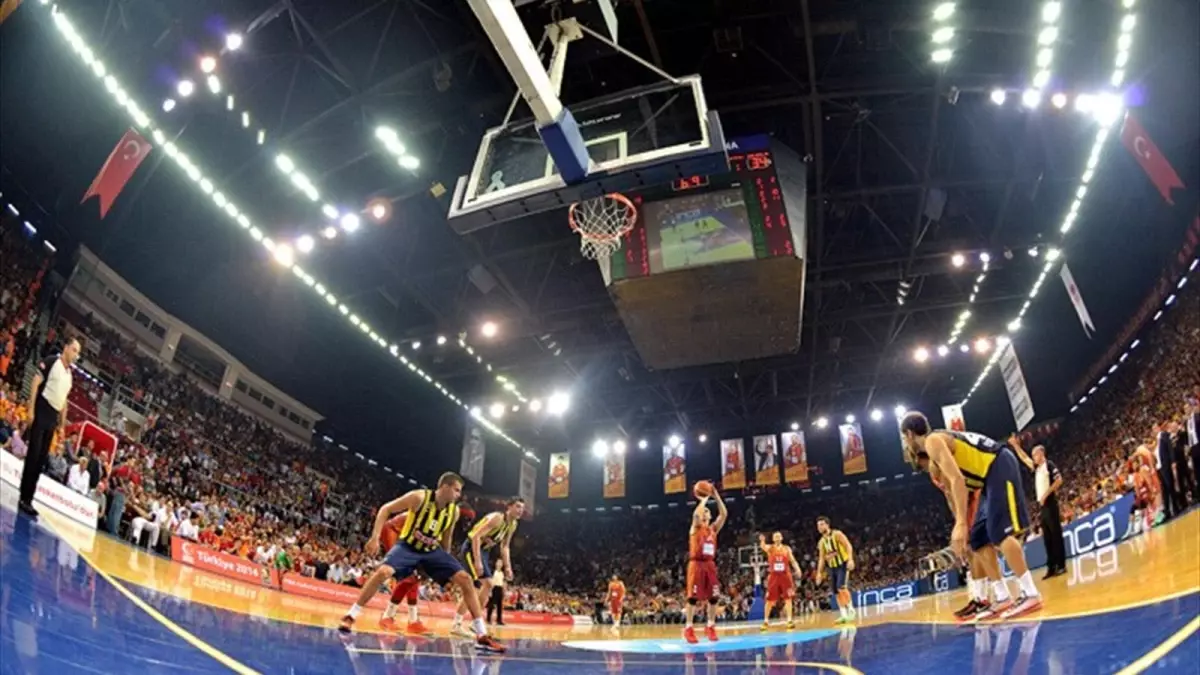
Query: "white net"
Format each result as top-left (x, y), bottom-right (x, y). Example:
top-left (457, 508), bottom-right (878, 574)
top-left (569, 193), bottom-right (638, 261)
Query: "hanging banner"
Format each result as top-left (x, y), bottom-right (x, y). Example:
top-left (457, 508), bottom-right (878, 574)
top-left (998, 341), bottom-right (1036, 431)
top-left (720, 439), bottom-right (747, 490)
top-left (663, 443), bottom-right (687, 494)
top-left (940, 404), bottom-right (966, 432)
top-left (839, 423), bottom-right (868, 475)
top-left (548, 452), bottom-right (570, 499)
top-left (780, 430), bottom-right (810, 486)
top-left (1060, 263), bottom-right (1097, 338)
top-left (1121, 113), bottom-right (1185, 206)
top-left (603, 450), bottom-right (626, 499)
top-left (518, 459), bottom-right (537, 519)
top-left (752, 434), bottom-right (780, 485)
top-left (460, 424), bottom-right (486, 486)
top-left (81, 129), bottom-right (153, 219)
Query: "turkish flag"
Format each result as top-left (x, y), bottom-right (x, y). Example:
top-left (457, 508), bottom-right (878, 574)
top-left (81, 129), bottom-right (153, 218)
top-left (1121, 114), bottom-right (1185, 206)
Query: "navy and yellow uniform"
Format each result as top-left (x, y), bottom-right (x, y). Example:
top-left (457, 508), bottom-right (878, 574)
top-left (819, 532), bottom-right (851, 591)
top-left (940, 430), bottom-right (1030, 551)
top-left (460, 513), bottom-right (518, 586)
top-left (382, 490), bottom-right (464, 584)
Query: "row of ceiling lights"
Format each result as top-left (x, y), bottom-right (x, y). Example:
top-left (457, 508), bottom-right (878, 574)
top-left (590, 407), bottom-right (912, 458)
top-left (39, 2), bottom-right (535, 459)
top-left (3, 200), bottom-right (58, 255)
top-left (962, 0), bottom-right (1140, 405)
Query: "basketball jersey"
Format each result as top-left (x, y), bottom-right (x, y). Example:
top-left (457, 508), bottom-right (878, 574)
top-left (767, 546), bottom-right (791, 576)
top-left (467, 512), bottom-right (519, 551)
top-left (690, 524), bottom-right (716, 561)
top-left (941, 430), bottom-right (1005, 490)
top-left (399, 490), bottom-right (459, 552)
top-left (609, 581), bottom-right (625, 600)
top-left (820, 532), bottom-right (849, 568)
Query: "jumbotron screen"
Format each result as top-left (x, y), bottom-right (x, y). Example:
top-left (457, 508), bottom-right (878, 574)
top-left (608, 134), bottom-right (805, 282)
top-left (643, 189), bottom-right (755, 274)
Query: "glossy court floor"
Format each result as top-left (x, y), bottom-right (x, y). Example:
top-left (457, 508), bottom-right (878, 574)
top-left (1, 503), bottom-right (1197, 675)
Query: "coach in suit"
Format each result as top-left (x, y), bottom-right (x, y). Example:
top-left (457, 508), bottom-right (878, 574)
top-left (18, 337), bottom-right (81, 520)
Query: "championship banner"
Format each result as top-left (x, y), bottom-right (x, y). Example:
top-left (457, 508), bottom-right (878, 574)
top-left (752, 434), bottom-right (780, 485)
top-left (518, 459), bottom-right (537, 518)
top-left (998, 341), bottom-right (1036, 431)
top-left (780, 430), bottom-right (810, 485)
top-left (720, 439), bottom-right (747, 490)
top-left (663, 443), bottom-right (687, 494)
top-left (548, 452), bottom-right (570, 499)
top-left (603, 451), bottom-right (626, 499)
top-left (1060, 263), bottom-right (1096, 338)
top-left (940, 404), bottom-right (966, 432)
top-left (838, 423), bottom-right (868, 475)
top-left (460, 424), bottom-right (486, 486)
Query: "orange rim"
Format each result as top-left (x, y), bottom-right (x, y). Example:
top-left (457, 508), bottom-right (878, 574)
top-left (568, 193), bottom-right (638, 242)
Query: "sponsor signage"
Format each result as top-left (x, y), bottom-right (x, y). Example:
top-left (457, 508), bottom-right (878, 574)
top-left (281, 573), bottom-right (388, 609)
top-left (170, 539), bottom-right (280, 588)
top-left (1017, 493), bottom-right (1133, 572)
top-left (1, 450), bottom-right (99, 529)
top-left (852, 580), bottom-right (917, 608)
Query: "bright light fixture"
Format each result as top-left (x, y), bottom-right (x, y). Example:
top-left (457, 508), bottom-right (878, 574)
top-left (698, 434), bottom-right (708, 443)
top-left (547, 391), bottom-right (570, 416)
top-left (937, 345), bottom-right (950, 357)
top-left (162, 98), bottom-right (176, 112)
top-left (1051, 92), bottom-right (1067, 109)
top-left (932, 27), bottom-right (954, 44)
top-left (489, 402), bottom-right (505, 419)
top-left (481, 321), bottom-right (499, 339)
top-left (668, 435), bottom-right (681, 449)
top-left (177, 79), bottom-right (195, 97)
top-left (592, 440), bottom-right (609, 458)
top-left (931, 48), bottom-right (953, 64)
top-left (870, 409), bottom-right (883, 422)
top-left (528, 399), bottom-right (542, 412)
top-left (815, 417), bottom-right (829, 429)
top-left (638, 439), bottom-right (649, 450)
top-left (914, 346), bottom-right (930, 363)
top-left (894, 405), bottom-right (907, 417)
top-left (790, 422), bottom-right (799, 431)
top-left (296, 235), bottom-right (314, 254)
top-left (990, 89), bottom-right (1006, 105)
top-left (200, 56), bottom-right (217, 74)
top-left (932, 3), bottom-right (955, 21)
top-left (614, 440), bottom-right (627, 454)
top-left (951, 253), bottom-right (966, 268)
top-left (845, 414), bottom-right (856, 424)
top-left (974, 337), bottom-right (992, 353)
top-left (340, 213), bottom-right (361, 233)
top-left (1022, 89), bottom-right (1041, 109)
top-left (225, 33), bottom-right (244, 51)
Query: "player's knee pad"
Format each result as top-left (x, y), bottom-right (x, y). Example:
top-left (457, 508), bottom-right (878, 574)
top-left (687, 597), bottom-right (698, 606)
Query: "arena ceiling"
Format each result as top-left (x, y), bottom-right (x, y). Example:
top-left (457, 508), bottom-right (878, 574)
top-left (3, 0), bottom-right (1178, 472)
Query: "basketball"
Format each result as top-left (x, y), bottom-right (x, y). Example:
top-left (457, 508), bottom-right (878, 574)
top-left (693, 480), bottom-right (715, 499)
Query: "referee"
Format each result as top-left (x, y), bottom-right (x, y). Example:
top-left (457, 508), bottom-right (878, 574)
top-left (1012, 438), bottom-right (1065, 578)
top-left (18, 337), bottom-right (81, 520)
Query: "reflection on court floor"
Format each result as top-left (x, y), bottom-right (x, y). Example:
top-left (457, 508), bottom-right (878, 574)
top-left (1, 503), bottom-right (1198, 674)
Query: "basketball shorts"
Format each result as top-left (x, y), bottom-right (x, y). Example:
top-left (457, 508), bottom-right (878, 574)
top-left (969, 447), bottom-right (1031, 551)
top-left (390, 574), bottom-right (420, 604)
top-left (459, 541), bottom-right (493, 587)
top-left (687, 559), bottom-right (719, 602)
top-left (609, 598), bottom-right (623, 616)
top-left (383, 542), bottom-right (463, 585)
top-left (828, 566), bottom-right (849, 592)
top-left (766, 573), bottom-right (794, 603)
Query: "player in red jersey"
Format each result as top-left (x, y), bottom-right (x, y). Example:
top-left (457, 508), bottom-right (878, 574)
top-left (607, 573), bottom-right (627, 634)
top-left (684, 487), bottom-right (727, 644)
top-left (377, 513), bottom-right (428, 634)
top-left (758, 532), bottom-right (802, 630)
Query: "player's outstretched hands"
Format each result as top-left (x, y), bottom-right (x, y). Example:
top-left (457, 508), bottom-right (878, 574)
top-left (365, 536), bottom-right (380, 557)
top-left (758, 533), bottom-right (767, 545)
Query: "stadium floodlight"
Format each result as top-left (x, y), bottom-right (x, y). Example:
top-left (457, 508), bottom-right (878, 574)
top-left (272, 243), bottom-right (294, 267)
top-left (1008, 319), bottom-right (1022, 332)
top-left (176, 79), bottom-right (195, 97)
top-left (321, 226), bottom-right (338, 240)
top-left (845, 414), bottom-right (856, 424)
top-left (437, 335), bottom-right (448, 346)
top-left (206, 75), bottom-right (221, 94)
top-left (592, 440), bottom-right (609, 458)
top-left (932, 3), bottom-right (955, 21)
top-left (1021, 89), bottom-right (1041, 109)
top-left (547, 391), bottom-right (570, 416)
top-left (481, 321), bottom-right (499, 339)
top-left (340, 213), bottom-right (361, 233)
top-left (698, 434), bottom-right (708, 443)
top-left (225, 33), bottom-right (244, 51)
top-left (894, 405), bottom-right (907, 418)
top-left (990, 89), bottom-right (1006, 105)
top-left (937, 345), bottom-right (950, 357)
top-left (1042, 2), bottom-right (1062, 23)
top-left (638, 439), bottom-right (649, 450)
top-left (913, 346), bottom-right (931, 363)
top-left (951, 253), bottom-right (966, 268)
top-left (932, 27), bottom-right (954, 44)
top-left (931, 48), bottom-right (953, 64)
top-left (870, 409), bottom-right (883, 422)
top-left (296, 235), bottom-right (314, 254)
top-left (979, 252), bottom-right (991, 263)
top-left (613, 440), bottom-right (627, 455)
top-left (528, 398), bottom-right (542, 413)
top-left (668, 434), bottom-right (682, 449)
top-left (470, 406), bottom-right (482, 418)
top-left (960, 343), bottom-right (970, 353)
top-left (1051, 93), bottom-right (1067, 109)
top-left (974, 337), bottom-right (992, 354)
top-left (200, 56), bottom-right (217, 74)
top-left (162, 98), bottom-right (176, 112)
top-left (815, 417), bottom-right (829, 429)
top-left (790, 422), bottom-right (800, 431)
top-left (489, 402), bottom-right (505, 419)
top-left (410, 340), bottom-right (421, 350)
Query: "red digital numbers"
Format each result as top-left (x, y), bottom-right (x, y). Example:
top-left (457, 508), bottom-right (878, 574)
top-left (746, 151), bottom-right (773, 171)
top-left (672, 175), bottom-right (710, 191)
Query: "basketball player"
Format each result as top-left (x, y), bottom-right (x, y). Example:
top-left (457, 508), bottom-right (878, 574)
top-left (684, 486), bottom-right (727, 644)
top-left (608, 573), bottom-right (627, 633)
top-left (337, 472), bottom-right (505, 653)
top-left (814, 516), bottom-right (856, 624)
top-left (900, 411), bottom-right (1042, 620)
top-left (376, 512), bottom-right (428, 634)
top-left (929, 471), bottom-right (999, 619)
top-left (758, 532), bottom-right (802, 630)
top-left (451, 497), bottom-right (525, 636)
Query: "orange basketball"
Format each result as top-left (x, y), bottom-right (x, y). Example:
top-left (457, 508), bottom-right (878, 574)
top-left (693, 480), bottom-right (715, 499)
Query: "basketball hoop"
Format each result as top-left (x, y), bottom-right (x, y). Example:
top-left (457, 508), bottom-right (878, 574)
top-left (568, 192), bottom-right (637, 261)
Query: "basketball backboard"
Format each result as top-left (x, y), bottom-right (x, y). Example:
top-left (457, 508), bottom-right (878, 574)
top-left (448, 77), bottom-right (727, 234)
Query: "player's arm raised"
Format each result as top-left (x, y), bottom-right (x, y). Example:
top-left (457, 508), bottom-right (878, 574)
top-left (691, 496), bottom-right (709, 531)
top-left (1009, 434), bottom-right (1035, 471)
top-left (367, 490), bottom-right (424, 556)
top-left (757, 533), bottom-right (771, 555)
top-left (835, 531), bottom-right (855, 572)
top-left (711, 487), bottom-right (728, 533)
top-left (926, 433), bottom-right (970, 558)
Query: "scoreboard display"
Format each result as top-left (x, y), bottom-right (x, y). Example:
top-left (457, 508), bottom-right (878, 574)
top-left (609, 134), bottom-right (805, 282)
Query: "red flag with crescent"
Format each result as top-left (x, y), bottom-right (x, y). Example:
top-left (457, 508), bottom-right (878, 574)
top-left (1120, 114), bottom-right (1185, 206)
top-left (81, 129), bottom-right (153, 218)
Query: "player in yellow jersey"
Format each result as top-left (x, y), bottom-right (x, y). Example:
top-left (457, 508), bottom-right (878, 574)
top-left (900, 412), bottom-right (1042, 621)
top-left (337, 472), bottom-right (505, 653)
top-left (451, 497), bottom-right (524, 635)
top-left (814, 516), bottom-right (856, 624)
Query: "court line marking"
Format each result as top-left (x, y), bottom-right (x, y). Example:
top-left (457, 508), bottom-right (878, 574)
top-left (345, 647), bottom-right (864, 673)
top-left (43, 518), bottom-right (262, 675)
top-left (889, 585), bottom-right (1200, 625)
top-left (1114, 616), bottom-right (1200, 675)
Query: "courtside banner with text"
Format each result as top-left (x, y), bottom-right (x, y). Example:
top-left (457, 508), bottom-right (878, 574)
top-left (281, 573), bottom-right (387, 609)
top-left (548, 452), bottom-right (570, 499)
top-left (1016, 493), bottom-right (1135, 572)
top-left (171, 539), bottom-right (280, 588)
top-left (1, 450), bottom-right (99, 529)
